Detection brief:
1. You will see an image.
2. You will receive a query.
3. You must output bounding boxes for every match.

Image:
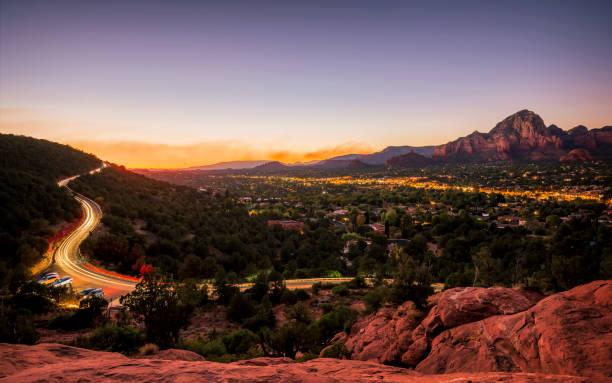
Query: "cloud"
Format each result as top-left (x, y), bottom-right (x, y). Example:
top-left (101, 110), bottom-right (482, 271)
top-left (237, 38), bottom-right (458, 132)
top-left (1, 107), bottom-right (375, 168)
top-left (67, 140), bottom-right (375, 168)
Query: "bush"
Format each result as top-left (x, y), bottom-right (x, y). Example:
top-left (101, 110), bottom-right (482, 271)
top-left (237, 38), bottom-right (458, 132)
top-left (222, 329), bottom-right (258, 355)
top-left (319, 302), bottom-right (334, 314)
top-left (280, 289), bottom-right (297, 305)
top-left (139, 343), bottom-right (159, 355)
top-left (321, 343), bottom-right (351, 359)
top-left (364, 287), bottom-right (387, 313)
top-left (331, 284), bottom-right (349, 297)
top-left (347, 276), bottom-right (367, 289)
top-left (311, 283), bottom-right (320, 295)
top-left (296, 352), bottom-right (318, 362)
top-left (0, 308), bottom-right (39, 344)
top-left (179, 329), bottom-right (261, 362)
top-left (315, 306), bottom-right (357, 345)
top-left (295, 288), bottom-right (310, 301)
top-left (179, 338), bottom-right (227, 360)
top-left (72, 325), bottom-right (144, 354)
top-left (227, 293), bottom-right (256, 323)
top-left (12, 284), bottom-right (55, 314)
top-left (50, 296), bottom-right (108, 330)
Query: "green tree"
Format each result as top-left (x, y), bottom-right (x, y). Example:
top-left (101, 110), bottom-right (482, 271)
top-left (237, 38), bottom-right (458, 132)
top-left (390, 256), bottom-right (433, 308)
top-left (120, 277), bottom-right (195, 348)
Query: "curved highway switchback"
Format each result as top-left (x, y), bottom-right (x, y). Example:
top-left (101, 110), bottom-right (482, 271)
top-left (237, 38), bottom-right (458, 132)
top-left (46, 164), bottom-right (139, 302)
top-left (44, 163), bottom-right (439, 305)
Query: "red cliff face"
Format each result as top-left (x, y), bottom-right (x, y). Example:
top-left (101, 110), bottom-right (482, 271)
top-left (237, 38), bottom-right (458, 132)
top-left (343, 280), bottom-right (612, 382)
top-left (433, 110), bottom-right (611, 161)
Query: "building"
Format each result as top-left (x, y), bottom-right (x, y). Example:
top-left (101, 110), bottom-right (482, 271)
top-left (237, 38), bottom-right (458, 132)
top-left (267, 220), bottom-right (304, 231)
top-left (370, 223), bottom-right (385, 234)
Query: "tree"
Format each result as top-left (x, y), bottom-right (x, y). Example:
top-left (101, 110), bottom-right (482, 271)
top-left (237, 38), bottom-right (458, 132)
top-left (119, 277), bottom-right (195, 348)
top-left (390, 256), bottom-right (433, 308)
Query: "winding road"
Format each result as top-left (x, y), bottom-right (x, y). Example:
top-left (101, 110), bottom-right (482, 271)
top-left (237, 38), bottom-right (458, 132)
top-left (42, 165), bottom-right (438, 305)
top-left (42, 165), bottom-right (138, 302)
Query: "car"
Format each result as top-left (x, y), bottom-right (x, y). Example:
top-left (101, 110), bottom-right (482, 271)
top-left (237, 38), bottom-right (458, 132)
top-left (78, 287), bottom-right (97, 297)
top-left (51, 276), bottom-right (73, 287)
top-left (81, 288), bottom-right (104, 299)
top-left (37, 272), bottom-right (59, 284)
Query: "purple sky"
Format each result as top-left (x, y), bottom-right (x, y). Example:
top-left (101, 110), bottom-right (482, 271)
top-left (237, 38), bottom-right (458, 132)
top-left (1, 0), bottom-right (611, 167)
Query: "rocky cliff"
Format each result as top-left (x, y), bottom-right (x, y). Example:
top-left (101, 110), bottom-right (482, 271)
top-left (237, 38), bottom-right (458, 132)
top-left (432, 110), bottom-right (612, 161)
top-left (342, 280), bottom-right (612, 382)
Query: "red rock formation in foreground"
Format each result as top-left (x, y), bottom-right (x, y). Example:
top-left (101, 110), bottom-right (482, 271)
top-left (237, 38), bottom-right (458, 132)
top-left (344, 281), bottom-right (612, 382)
top-left (1, 281), bottom-right (609, 382)
top-left (0, 343), bottom-right (591, 383)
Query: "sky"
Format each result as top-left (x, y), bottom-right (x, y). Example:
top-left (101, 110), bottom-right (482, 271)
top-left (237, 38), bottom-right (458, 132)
top-left (1, 0), bottom-right (611, 168)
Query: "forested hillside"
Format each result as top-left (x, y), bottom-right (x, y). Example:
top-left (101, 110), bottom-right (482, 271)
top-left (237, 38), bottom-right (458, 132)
top-left (70, 165), bottom-right (344, 280)
top-left (0, 134), bottom-right (101, 291)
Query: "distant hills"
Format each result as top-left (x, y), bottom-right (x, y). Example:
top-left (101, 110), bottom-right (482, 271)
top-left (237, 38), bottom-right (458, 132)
top-left (188, 160), bottom-right (270, 171)
top-left (386, 151), bottom-right (434, 168)
top-left (325, 146), bottom-right (436, 164)
top-left (134, 110), bottom-right (611, 173)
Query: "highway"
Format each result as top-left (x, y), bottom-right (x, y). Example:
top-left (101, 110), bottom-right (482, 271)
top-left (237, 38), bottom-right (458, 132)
top-left (41, 165), bottom-right (138, 303)
top-left (41, 165), bottom-right (443, 305)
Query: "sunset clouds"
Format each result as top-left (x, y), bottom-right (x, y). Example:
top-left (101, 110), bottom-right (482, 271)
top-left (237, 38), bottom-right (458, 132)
top-left (67, 140), bottom-right (374, 169)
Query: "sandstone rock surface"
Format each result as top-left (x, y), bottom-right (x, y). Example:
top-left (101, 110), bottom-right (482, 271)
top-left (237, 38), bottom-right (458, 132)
top-left (345, 285), bottom-right (541, 365)
top-left (344, 281), bottom-right (612, 382)
top-left (0, 343), bottom-right (590, 383)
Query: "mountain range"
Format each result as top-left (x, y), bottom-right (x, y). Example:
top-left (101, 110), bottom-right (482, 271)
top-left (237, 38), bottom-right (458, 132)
top-left (134, 110), bottom-right (611, 172)
top-left (249, 110), bottom-right (610, 170)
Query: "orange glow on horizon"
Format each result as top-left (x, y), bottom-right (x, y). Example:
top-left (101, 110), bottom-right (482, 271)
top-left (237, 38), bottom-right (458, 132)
top-left (67, 140), bottom-right (375, 169)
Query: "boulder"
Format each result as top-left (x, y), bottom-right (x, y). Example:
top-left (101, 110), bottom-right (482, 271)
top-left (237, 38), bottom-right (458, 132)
top-left (416, 280), bottom-right (612, 382)
top-left (345, 286), bottom-right (541, 366)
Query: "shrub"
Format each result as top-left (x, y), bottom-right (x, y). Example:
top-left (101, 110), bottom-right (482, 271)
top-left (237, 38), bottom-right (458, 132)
top-left (222, 329), bottom-right (258, 355)
top-left (321, 343), bottom-right (351, 359)
top-left (72, 325), bottom-right (144, 354)
top-left (280, 289), bottom-right (297, 305)
top-left (319, 302), bottom-right (333, 314)
top-left (179, 338), bottom-right (227, 360)
top-left (316, 306), bottom-right (357, 345)
top-left (296, 352), bottom-right (318, 362)
top-left (50, 296), bottom-right (108, 330)
top-left (311, 283), bottom-right (320, 295)
top-left (139, 343), bottom-right (159, 355)
top-left (347, 276), bottom-right (367, 289)
top-left (0, 308), bottom-right (39, 344)
top-left (227, 293), bottom-right (256, 323)
top-left (331, 284), bottom-right (349, 297)
top-left (295, 288), bottom-right (310, 301)
top-left (364, 287), bottom-right (387, 313)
